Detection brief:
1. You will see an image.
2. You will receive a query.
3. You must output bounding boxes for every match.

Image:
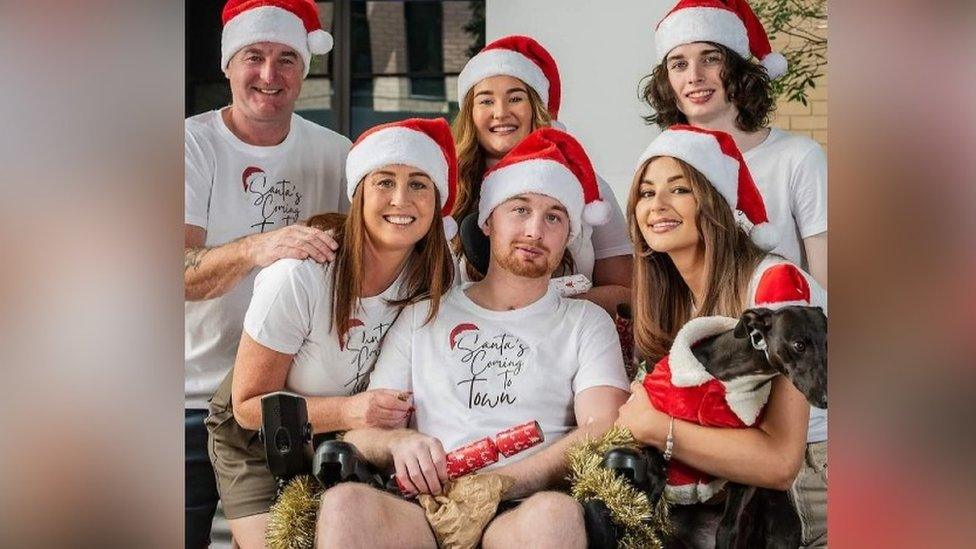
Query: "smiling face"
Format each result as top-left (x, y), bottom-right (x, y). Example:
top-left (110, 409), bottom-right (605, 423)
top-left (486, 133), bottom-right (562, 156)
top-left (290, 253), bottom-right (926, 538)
top-left (361, 164), bottom-right (438, 252)
top-left (665, 42), bottom-right (736, 126)
top-left (484, 193), bottom-right (570, 279)
top-left (633, 156), bottom-right (703, 256)
top-left (471, 75), bottom-right (536, 162)
top-left (225, 42), bottom-right (304, 125)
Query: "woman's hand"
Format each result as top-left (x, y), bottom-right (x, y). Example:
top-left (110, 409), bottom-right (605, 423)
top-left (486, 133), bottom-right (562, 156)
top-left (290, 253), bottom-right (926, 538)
top-left (615, 381), bottom-right (669, 449)
top-left (341, 389), bottom-right (413, 430)
top-left (388, 432), bottom-right (449, 497)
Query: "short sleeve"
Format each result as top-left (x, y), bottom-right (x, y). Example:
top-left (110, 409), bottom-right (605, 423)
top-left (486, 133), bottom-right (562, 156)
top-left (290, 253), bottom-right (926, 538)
top-left (572, 304), bottom-right (631, 394)
top-left (590, 175), bottom-right (633, 260)
top-left (185, 126), bottom-right (213, 229)
top-left (366, 304), bottom-right (416, 391)
top-left (789, 144), bottom-right (827, 239)
top-left (243, 259), bottom-right (320, 355)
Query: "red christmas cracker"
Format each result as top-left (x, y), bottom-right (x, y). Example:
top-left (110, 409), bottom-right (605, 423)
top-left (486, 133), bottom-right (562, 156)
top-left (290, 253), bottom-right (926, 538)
top-left (395, 421), bottom-right (544, 493)
top-left (445, 437), bottom-right (499, 478)
top-left (494, 421), bottom-right (544, 457)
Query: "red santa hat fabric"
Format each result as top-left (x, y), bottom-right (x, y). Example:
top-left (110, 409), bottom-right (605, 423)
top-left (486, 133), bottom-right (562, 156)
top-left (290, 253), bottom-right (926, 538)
top-left (478, 128), bottom-right (610, 239)
top-left (457, 35), bottom-right (562, 119)
top-left (221, 0), bottom-right (334, 77)
top-left (754, 263), bottom-right (812, 308)
top-left (346, 118), bottom-right (458, 240)
top-left (637, 124), bottom-right (778, 250)
top-left (655, 0), bottom-right (787, 79)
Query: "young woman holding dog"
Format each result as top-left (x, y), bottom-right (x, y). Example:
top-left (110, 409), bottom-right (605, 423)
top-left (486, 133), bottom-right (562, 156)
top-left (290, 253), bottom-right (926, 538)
top-left (205, 118), bottom-right (456, 546)
top-left (451, 35), bottom-right (632, 315)
top-left (616, 125), bottom-right (827, 547)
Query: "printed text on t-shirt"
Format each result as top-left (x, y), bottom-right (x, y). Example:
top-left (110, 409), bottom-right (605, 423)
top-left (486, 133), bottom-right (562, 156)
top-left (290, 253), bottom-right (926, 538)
top-left (450, 324), bottom-right (529, 409)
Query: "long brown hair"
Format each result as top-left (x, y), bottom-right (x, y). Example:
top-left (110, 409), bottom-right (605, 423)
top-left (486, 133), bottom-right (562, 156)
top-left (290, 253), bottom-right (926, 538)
top-left (626, 156), bottom-right (765, 362)
top-left (307, 184), bottom-right (454, 342)
top-left (639, 42), bottom-right (775, 133)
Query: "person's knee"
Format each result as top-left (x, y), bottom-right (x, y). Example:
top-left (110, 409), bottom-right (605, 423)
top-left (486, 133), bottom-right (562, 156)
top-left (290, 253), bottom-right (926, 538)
top-left (517, 492), bottom-right (585, 544)
top-left (317, 483), bottom-right (382, 535)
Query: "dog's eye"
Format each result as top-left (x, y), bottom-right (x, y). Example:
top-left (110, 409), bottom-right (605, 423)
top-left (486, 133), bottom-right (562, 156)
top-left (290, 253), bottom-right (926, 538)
top-left (792, 341), bottom-right (806, 353)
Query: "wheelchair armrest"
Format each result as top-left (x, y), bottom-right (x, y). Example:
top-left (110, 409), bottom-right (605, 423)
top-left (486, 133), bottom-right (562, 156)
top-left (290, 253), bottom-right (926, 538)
top-left (312, 439), bottom-right (384, 489)
top-left (602, 446), bottom-right (667, 504)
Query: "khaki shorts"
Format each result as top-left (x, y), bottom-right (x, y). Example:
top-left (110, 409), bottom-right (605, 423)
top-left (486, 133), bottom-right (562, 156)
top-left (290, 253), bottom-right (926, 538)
top-left (205, 371), bottom-right (277, 520)
top-left (790, 441), bottom-right (828, 547)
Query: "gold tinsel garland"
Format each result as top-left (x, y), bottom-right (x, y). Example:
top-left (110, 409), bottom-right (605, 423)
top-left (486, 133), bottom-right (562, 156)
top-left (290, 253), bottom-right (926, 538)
top-left (265, 475), bottom-right (323, 549)
top-left (567, 425), bottom-right (671, 549)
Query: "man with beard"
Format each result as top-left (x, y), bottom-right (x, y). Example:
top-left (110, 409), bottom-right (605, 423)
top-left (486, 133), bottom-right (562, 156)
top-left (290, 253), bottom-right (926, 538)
top-left (313, 128), bottom-right (631, 548)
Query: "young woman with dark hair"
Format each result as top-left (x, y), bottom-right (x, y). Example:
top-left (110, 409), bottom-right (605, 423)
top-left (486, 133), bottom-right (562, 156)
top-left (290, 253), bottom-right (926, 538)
top-left (618, 125), bottom-right (827, 547)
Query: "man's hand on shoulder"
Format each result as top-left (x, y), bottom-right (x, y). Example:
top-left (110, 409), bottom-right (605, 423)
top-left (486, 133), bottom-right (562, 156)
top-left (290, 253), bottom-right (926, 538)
top-left (388, 431), bottom-right (449, 497)
top-left (244, 224), bottom-right (339, 267)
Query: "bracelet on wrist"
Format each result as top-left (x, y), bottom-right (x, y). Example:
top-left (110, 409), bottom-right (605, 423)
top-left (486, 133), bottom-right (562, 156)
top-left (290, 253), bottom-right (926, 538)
top-left (663, 416), bottom-right (675, 461)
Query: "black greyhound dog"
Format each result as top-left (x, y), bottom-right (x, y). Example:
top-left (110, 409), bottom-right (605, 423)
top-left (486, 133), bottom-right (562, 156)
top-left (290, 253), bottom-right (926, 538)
top-left (585, 305), bottom-right (827, 549)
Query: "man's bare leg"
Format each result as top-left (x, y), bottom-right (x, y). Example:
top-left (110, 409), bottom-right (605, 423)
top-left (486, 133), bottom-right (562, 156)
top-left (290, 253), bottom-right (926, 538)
top-left (316, 483), bottom-right (436, 549)
top-left (482, 492), bottom-right (586, 549)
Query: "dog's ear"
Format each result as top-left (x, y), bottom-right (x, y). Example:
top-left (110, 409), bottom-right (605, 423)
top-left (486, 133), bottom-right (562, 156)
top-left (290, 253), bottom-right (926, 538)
top-left (734, 308), bottom-right (774, 338)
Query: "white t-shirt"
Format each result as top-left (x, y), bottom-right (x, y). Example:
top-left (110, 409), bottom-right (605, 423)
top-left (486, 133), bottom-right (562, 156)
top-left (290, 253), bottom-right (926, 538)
top-left (244, 259), bottom-right (406, 396)
top-left (747, 255), bottom-right (828, 443)
top-left (184, 108), bottom-right (352, 409)
top-left (743, 129), bottom-right (827, 269)
top-left (567, 175), bottom-right (633, 280)
top-left (368, 284), bottom-right (631, 464)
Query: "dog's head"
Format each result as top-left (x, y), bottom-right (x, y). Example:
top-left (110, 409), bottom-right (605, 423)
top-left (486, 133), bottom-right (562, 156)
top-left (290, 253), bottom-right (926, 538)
top-left (733, 306), bottom-right (828, 409)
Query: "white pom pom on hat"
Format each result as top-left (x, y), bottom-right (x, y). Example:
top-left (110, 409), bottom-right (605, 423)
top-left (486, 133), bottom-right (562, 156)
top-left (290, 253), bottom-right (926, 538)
top-left (307, 28), bottom-right (334, 55)
top-left (636, 124), bottom-right (779, 251)
top-left (655, 0), bottom-right (788, 79)
top-left (760, 51), bottom-right (788, 80)
top-left (583, 199), bottom-right (612, 226)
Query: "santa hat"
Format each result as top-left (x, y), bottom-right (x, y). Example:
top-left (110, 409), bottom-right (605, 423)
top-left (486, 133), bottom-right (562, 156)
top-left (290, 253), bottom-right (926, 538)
top-left (754, 263), bottom-right (812, 308)
top-left (478, 128), bottom-right (610, 239)
top-left (345, 118), bottom-right (458, 240)
top-left (221, 0), bottom-right (334, 78)
top-left (636, 124), bottom-right (778, 250)
top-left (457, 35), bottom-right (562, 119)
top-left (655, 0), bottom-right (787, 79)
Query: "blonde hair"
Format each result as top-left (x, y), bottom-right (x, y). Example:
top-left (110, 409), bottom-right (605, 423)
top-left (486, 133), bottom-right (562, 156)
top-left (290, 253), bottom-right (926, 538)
top-left (626, 156), bottom-right (765, 362)
top-left (307, 184), bottom-right (454, 340)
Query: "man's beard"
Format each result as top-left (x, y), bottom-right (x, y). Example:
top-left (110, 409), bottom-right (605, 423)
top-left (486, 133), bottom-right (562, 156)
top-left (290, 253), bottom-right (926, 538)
top-left (495, 240), bottom-right (556, 279)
